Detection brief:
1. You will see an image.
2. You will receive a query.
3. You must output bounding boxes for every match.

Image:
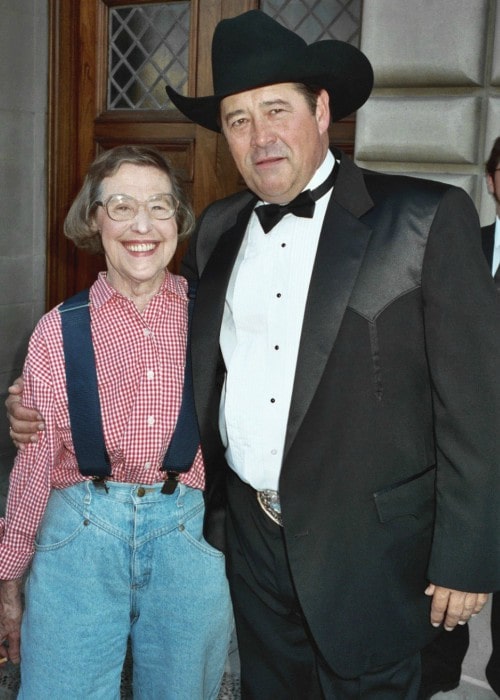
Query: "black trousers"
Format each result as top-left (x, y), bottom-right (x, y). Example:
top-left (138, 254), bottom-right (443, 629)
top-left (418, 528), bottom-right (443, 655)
top-left (225, 470), bottom-right (421, 700)
top-left (420, 593), bottom-right (500, 696)
top-left (488, 593), bottom-right (500, 693)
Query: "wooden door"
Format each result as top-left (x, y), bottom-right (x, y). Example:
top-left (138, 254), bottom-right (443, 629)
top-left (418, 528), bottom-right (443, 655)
top-left (46, 0), bottom-right (255, 308)
top-left (46, 0), bottom-right (358, 309)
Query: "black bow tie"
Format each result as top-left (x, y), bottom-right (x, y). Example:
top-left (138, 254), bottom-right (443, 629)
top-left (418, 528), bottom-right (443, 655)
top-left (254, 162), bottom-right (338, 233)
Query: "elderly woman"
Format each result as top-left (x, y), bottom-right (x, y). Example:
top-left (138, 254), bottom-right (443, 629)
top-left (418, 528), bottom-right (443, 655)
top-left (0, 146), bottom-right (232, 699)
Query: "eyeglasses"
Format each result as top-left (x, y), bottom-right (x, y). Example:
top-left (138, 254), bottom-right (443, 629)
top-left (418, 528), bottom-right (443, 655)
top-left (95, 193), bottom-right (179, 221)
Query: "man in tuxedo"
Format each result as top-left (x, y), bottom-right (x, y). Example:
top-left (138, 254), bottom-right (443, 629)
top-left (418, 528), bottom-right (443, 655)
top-left (419, 136), bottom-right (500, 699)
top-left (7, 11), bottom-right (500, 700)
top-left (483, 137), bottom-right (500, 290)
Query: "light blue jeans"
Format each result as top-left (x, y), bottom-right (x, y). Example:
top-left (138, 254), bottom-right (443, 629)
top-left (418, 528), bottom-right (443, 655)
top-left (18, 481), bottom-right (232, 700)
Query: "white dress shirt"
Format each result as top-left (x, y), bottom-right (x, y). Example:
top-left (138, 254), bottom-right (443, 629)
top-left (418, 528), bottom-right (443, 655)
top-left (219, 151), bottom-right (336, 491)
top-left (492, 216), bottom-right (500, 276)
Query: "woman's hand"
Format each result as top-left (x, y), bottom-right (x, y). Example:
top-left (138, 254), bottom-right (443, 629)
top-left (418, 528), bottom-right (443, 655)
top-left (0, 578), bottom-right (23, 664)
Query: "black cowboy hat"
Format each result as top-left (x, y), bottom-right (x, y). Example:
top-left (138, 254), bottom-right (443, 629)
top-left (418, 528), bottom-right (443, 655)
top-left (166, 10), bottom-right (374, 133)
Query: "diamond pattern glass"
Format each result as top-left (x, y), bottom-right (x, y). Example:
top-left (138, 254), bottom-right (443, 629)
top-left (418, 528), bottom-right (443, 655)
top-left (108, 2), bottom-right (190, 110)
top-left (261, 0), bottom-right (361, 46)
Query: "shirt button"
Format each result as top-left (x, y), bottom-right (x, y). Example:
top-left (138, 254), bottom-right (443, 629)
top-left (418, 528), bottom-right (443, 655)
top-left (147, 370), bottom-right (154, 380)
top-left (147, 416), bottom-right (155, 426)
top-left (271, 449), bottom-right (277, 455)
top-left (143, 328), bottom-right (151, 337)
top-left (144, 461), bottom-right (151, 470)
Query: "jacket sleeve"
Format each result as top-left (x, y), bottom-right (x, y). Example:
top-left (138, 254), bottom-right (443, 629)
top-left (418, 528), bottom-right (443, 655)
top-left (180, 190), bottom-right (255, 282)
top-left (423, 186), bottom-right (500, 592)
top-left (180, 222), bottom-right (201, 283)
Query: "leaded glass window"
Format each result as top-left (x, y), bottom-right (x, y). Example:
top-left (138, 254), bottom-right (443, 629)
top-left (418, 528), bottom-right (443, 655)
top-left (108, 2), bottom-right (190, 110)
top-left (106, 1), bottom-right (362, 112)
top-left (261, 0), bottom-right (361, 46)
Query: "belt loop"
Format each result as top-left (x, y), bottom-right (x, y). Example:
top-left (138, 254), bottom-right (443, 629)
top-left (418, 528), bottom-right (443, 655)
top-left (175, 481), bottom-right (186, 508)
top-left (83, 480), bottom-right (93, 506)
top-left (82, 480), bottom-right (93, 520)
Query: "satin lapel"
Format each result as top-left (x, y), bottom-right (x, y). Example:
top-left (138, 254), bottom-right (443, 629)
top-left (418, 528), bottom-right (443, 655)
top-left (284, 162), bottom-right (374, 459)
top-left (191, 198), bottom-right (256, 424)
top-left (481, 223), bottom-right (495, 266)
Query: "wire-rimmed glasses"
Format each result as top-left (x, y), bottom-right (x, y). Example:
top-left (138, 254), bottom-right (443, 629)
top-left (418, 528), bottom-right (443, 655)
top-left (95, 193), bottom-right (179, 221)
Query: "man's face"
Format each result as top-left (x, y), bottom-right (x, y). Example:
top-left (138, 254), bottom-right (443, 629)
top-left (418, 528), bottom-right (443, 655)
top-left (220, 83), bottom-right (330, 204)
top-left (487, 166), bottom-right (500, 216)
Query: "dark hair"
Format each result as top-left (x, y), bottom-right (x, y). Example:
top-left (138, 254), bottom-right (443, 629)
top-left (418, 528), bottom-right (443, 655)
top-left (485, 137), bottom-right (500, 177)
top-left (64, 145), bottom-right (195, 254)
top-left (293, 83), bottom-right (323, 115)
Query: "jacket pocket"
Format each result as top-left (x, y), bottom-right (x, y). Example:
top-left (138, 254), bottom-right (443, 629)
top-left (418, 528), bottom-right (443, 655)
top-left (373, 465), bottom-right (436, 523)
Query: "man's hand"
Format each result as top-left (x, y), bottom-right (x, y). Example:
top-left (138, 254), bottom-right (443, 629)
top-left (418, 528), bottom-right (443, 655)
top-left (425, 583), bottom-right (488, 631)
top-left (5, 377), bottom-right (44, 448)
top-left (0, 579), bottom-right (23, 665)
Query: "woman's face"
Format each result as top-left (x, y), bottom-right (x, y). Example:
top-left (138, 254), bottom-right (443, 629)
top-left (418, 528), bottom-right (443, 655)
top-left (93, 163), bottom-right (178, 295)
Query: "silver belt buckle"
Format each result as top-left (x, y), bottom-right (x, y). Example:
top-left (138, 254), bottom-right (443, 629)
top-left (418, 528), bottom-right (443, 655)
top-left (256, 489), bottom-right (283, 527)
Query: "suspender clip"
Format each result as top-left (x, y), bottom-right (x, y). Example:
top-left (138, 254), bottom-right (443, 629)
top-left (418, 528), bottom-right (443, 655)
top-left (161, 471), bottom-right (180, 495)
top-left (91, 476), bottom-right (109, 493)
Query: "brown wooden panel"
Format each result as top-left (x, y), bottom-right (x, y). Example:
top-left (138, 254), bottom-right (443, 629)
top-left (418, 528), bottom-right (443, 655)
top-left (330, 117), bottom-right (355, 155)
top-left (94, 126), bottom-right (196, 178)
top-left (47, 0), bottom-right (85, 305)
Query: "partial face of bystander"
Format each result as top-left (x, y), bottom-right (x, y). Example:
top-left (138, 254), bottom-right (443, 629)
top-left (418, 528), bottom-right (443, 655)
top-left (487, 165), bottom-right (500, 217)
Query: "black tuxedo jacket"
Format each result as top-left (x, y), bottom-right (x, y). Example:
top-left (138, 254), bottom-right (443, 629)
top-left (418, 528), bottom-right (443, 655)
top-left (482, 221), bottom-right (495, 266)
top-left (181, 153), bottom-right (500, 677)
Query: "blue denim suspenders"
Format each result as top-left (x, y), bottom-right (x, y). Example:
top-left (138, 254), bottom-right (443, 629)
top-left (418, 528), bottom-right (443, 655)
top-left (59, 284), bottom-right (200, 492)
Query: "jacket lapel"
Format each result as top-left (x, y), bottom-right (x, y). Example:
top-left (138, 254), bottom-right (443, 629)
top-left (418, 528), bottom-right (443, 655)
top-left (284, 157), bottom-right (374, 458)
top-left (482, 223), bottom-right (495, 266)
top-left (191, 198), bottom-right (256, 428)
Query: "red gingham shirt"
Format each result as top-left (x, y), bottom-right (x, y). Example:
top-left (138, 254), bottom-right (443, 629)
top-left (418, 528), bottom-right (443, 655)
top-left (0, 272), bottom-right (205, 579)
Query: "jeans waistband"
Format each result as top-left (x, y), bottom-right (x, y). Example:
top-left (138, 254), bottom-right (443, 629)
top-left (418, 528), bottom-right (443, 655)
top-left (58, 479), bottom-right (198, 505)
